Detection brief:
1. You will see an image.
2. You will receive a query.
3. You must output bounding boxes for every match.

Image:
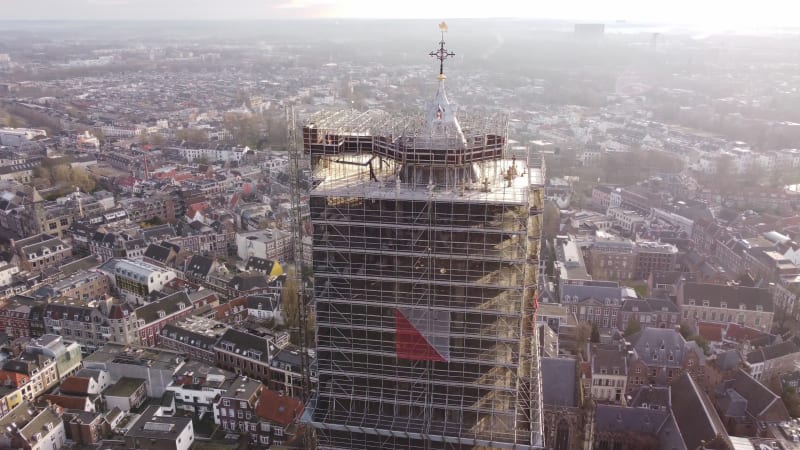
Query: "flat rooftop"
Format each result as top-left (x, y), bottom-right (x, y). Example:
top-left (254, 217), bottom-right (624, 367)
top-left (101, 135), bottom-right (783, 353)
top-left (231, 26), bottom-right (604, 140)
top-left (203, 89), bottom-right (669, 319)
top-left (83, 343), bottom-right (183, 371)
top-left (312, 154), bottom-right (542, 204)
top-left (125, 405), bottom-right (191, 440)
top-left (105, 377), bottom-right (146, 398)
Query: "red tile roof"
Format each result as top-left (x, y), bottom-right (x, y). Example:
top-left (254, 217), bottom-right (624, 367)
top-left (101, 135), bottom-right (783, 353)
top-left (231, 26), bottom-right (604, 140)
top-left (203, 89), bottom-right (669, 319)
top-left (724, 323), bottom-right (765, 343)
top-left (255, 389), bottom-right (303, 427)
top-left (59, 376), bottom-right (91, 395)
top-left (697, 322), bottom-right (724, 342)
top-left (42, 394), bottom-right (90, 411)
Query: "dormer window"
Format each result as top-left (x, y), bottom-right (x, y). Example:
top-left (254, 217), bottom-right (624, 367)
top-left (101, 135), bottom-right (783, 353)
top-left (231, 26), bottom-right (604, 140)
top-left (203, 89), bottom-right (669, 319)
top-left (702, 301), bottom-right (709, 307)
top-left (158, 311), bottom-right (166, 318)
top-left (177, 303), bottom-right (186, 310)
top-left (756, 305), bottom-right (763, 312)
top-left (720, 302), bottom-right (727, 309)
top-left (688, 299), bottom-right (695, 306)
top-left (739, 304), bottom-right (746, 310)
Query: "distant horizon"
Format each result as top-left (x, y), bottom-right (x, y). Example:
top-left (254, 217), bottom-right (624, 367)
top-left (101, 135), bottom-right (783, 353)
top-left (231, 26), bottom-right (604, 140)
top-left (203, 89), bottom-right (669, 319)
top-left (2, 0), bottom-right (797, 30)
top-left (0, 17), bottom-right (798, 38)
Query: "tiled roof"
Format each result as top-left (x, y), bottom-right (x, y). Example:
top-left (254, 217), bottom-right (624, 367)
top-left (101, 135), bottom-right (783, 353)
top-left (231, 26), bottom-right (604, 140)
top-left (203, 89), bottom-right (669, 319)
top-left (185, 255), bottom-right (214, 278)
top-left (59, 376), bottom-right (91, 395)
top-left (540, 358), bottom-right (578, 408)
top-left (671, 372), bottom-right (729, 450)
top-left (746, 341), bottom-right (800, 364)
top-left (255, 388), bottom-right (303, 427)
top-left (41, 393), bottom-right (90, 411)
top-left (135, 291), bottom-right (192, 325)
top-left (143, 243), bottom-right (173, 263)
top-left (682, 282), bottom-right (773, 312)
top-left (215, 329), bottom-right (270, 362)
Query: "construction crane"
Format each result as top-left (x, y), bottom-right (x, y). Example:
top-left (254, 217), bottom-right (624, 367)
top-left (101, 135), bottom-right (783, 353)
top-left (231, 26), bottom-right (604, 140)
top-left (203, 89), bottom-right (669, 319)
top-left (285, 104), bottom-right (312, 403)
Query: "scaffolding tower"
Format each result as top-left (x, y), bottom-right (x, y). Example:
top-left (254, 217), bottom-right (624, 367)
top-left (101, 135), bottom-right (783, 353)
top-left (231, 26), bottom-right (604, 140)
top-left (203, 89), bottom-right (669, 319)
top-left (302, 27), bottom-right (545, 450)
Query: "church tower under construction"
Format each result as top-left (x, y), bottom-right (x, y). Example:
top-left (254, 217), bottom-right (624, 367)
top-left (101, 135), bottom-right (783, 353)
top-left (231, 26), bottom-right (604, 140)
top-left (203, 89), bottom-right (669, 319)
top-left (303, 24), bottom-right (545, 450)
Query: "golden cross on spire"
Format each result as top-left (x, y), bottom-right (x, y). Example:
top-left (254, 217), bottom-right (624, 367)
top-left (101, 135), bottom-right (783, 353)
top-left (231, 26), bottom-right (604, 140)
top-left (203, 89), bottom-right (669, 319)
top-left (429, 22), bottom-right (455, 80)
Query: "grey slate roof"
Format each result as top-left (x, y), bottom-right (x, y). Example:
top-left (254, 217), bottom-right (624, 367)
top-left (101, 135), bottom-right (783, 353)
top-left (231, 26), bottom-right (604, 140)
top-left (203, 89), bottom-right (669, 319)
top-left (561, 283), bottom-right (622, 305)
top-left (135, 291), bottom-right (191, 325)
top-left (594, 404), bottom-right (670, 435)
top-left (682, 282), bottom-right (773, 312)
top-left (670, 372), bottom-right (729, 450)
top-left (628, 328), bottom-right (701, 369)
top-left (143, 243), bottom-right (173, 263)
top-left (540, 357), bottom-right (578, 407)
top-left (746, 340), bottom-right (800, 364)
top-left (185, 255), bottom-right (214, 279)
top-left (215, 329), bottom-right (270, 362)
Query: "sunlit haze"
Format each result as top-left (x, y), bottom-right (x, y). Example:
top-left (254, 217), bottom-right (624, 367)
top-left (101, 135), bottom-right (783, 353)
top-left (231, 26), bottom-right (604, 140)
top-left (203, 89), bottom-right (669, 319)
top-left (2, 0), bottom-right (798, 30)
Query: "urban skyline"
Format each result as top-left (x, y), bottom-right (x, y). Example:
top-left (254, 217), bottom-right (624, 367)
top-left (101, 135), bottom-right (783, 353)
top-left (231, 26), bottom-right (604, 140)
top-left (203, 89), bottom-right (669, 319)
top-left (1, 0), bottom-right (798, 30)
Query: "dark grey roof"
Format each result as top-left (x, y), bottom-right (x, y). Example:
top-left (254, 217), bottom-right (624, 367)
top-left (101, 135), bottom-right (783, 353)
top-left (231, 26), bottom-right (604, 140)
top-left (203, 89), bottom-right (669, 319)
top-left (628, 328), bottom-right (701, 369)
top-left (540, 357), bottom-right (577, 407)
top-left (185, 255), bottom-right (214, 278)
top-left (160, 323), bottom-right (221, 350)
top-left (143, 243), bottom-right (173, 263)
top-left (228, 273), bottom-right (271, 292)
top-left (561, 284), bottom-right (622, 305)
top-left (141, 224), bottom-right (176, 241)
top-left (717, 349), bottom-right (743, 372)
top-left (124, 238), bottom-right (146, 250)
top-left (245, 256), bottom-right (276, 273)
top-left (717, 388), bottom-right (748, 418)
top-left (592, 346), bottom-right (627, 375)
top-left (644, 298), bottom-right (679, 313)
top-left (135, 291), bottom-right (191, 324)
top-left (246, 294), bottom-right (279, 312)
top-left (594, 404), bottom-right (670, 435)
top-left (271, 345), bottom-right (306, 372)
top-left (682, 282), bottom-right (773, 312)
top-left (628, 385), bottom-right (671, 410)
top-left (746, 340), bottom-right (800, 364)
top-left (215, 329), bottom-right (270, 362)
top-left (670, 372), bottom-right (729, 450)
top-left (727, 369), bottom-right (789, 420)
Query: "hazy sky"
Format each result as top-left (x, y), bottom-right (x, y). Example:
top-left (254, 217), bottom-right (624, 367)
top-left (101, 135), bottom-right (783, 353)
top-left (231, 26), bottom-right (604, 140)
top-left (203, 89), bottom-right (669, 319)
top-left (2, 0), bottom-right (797, 29)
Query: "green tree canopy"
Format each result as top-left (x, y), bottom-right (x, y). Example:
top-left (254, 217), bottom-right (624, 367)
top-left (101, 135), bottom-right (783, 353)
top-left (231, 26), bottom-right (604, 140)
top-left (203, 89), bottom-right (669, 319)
top-left (624, 318), bottom-right (641, 337)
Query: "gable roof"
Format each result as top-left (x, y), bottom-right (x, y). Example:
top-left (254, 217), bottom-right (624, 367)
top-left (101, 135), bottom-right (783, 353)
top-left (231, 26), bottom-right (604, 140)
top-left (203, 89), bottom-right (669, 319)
top-left (746, 340), bottom-right (800, 364)
top-left (682, 283), bottom-right (773, 312)
top-left (562, 283), bottom-right (622, 304)
top-left (135, 291), bottom-right (192, 325)
top-left (185, 255), bottom-right (214, 279)
top-left (59, 376), bottom-right (92, 395)
top-left (670, 372), bottom-right (730, 450)
top-left (215, 328), bottom-right (270, 362)
top-left (143, 243), bottom-right (174, 264)
top-left (540, 357), bottom-right (578, 408)
top-left (594, 404), bottom-right (670, 435)
top-left (628, 328), bottom-right (700, 369)
top-left (40, 393), bottom-right (90, 411)
top-left (727, 369), bottom-right (790, 422)
top-left (255, 389), bottom-right (303, 427)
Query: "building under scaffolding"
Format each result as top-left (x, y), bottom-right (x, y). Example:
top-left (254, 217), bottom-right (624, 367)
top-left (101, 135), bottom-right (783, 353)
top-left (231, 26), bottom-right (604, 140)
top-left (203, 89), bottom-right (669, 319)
top-left (303, 28), bottom-right (545, 450)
